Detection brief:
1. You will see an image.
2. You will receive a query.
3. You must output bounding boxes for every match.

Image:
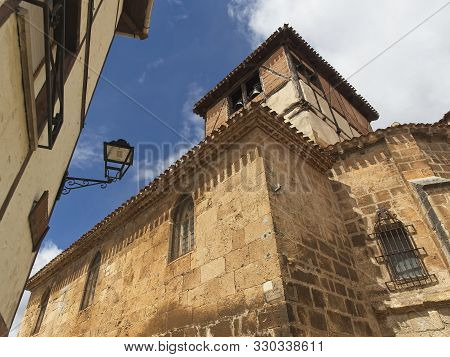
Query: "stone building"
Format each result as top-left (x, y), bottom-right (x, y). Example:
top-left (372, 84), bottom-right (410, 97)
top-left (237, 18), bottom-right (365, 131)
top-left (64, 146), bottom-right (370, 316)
top-left (0, 0), bottom-right (154, 336)
top-left (19, 25), bottom-right (449, 337)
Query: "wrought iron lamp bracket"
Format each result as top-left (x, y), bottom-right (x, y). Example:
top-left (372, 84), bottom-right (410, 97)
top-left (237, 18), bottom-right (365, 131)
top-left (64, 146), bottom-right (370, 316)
top-left (61, 177), bottom-right (116, 195)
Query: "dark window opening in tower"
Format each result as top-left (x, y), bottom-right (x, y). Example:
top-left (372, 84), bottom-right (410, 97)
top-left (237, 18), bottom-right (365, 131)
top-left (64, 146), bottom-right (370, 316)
top-left (294, 58), bottom-right (321, 90)
top-left (246, 73), bottom-right (262, 100)
top-left (230, 88), bottom-right (244, 114)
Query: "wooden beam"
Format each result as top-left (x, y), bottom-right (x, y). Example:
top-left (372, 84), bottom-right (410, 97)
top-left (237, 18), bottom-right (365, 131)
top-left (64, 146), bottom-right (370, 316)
top-left (17, 6), bottom-right (38, 151)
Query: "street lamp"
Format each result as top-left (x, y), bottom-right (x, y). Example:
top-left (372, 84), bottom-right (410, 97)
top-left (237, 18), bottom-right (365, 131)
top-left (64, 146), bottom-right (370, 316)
top-left (104, 139), bottom-right (134, 180)
top-left (61, 139), bottom-right (134, 195)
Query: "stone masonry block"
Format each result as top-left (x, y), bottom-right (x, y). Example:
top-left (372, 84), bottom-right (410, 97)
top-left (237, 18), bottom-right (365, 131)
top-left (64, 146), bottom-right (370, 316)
top-left (200, 257), bottom-right (225, 283)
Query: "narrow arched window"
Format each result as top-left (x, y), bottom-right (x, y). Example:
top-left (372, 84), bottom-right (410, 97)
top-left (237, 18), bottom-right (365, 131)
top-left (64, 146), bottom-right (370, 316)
top-left (170, 195), bottom-right (195, 261)
top-left (373, 209), bottom-right (430, 289)
top-left (33, 288), bottom-right (50, 334)
top-left (80, 252), bottom-right (101, 310)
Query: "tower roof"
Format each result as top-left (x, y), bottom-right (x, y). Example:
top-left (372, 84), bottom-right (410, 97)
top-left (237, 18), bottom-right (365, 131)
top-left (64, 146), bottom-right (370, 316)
top-left (193, 24), bottom-right (379, 122)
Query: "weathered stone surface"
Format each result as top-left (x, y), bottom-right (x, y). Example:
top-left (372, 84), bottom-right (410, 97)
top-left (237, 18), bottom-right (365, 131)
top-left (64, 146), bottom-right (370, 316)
top-left (200, 257), bottom-right (225, 283)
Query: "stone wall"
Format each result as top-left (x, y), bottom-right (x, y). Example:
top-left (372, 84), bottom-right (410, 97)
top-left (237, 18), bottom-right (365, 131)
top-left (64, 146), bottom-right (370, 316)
top-left (416, 136), bottom-right (450, 179)
top-left (262, 135), bottom-right (380, 336)
top-left (381, 306), bottom-right (450, 336)
top-left (19, 118), bottom-right (449, 337)
top-left (19, 128), bottom-right (291, 337)
top-left (330, 131), bottom-right (450, 336)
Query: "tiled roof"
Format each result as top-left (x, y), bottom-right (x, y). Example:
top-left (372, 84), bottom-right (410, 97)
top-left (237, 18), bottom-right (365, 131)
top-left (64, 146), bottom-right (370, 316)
top-left (193, 24), bottom-right (379, 122)
top-left (26, 104), bottom-right (333, 290)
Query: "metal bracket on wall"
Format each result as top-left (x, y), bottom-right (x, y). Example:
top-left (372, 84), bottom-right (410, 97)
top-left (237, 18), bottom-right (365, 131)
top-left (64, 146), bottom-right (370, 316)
top-left (61, 176), bottom-right (115, 195)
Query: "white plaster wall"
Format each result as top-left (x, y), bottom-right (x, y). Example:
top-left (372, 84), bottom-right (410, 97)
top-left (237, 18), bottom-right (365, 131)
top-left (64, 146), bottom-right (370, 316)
top-left (288, 109), bottom-right (340, 147)
top-left (0, 0), bottom-right (124, 328)
top-left (300, 80), bottom-right (319, 110)
top-left (333, 109), bottom-right (353, 138)
top-left (0, 15), bottom-right (29, 208)
top-left (265, 81), bottom-right (298, 115)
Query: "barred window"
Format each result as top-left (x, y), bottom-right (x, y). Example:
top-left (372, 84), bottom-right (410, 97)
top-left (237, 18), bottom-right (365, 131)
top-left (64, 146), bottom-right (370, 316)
top-left (33, 288), bottom-right (50, 334)
top-left (373, 209), bottom-right (433, 289)
top-left (80, 252), bottom-right (101, 310)
top-left (170, 195), bottom-right (195, 261)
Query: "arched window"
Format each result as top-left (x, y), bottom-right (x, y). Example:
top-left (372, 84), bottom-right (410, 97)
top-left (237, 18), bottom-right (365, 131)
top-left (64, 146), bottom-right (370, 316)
top-left (80, 252), bottom-right (101, 310)
top-left (373, 209), bottom-right (431, 288)
top-left (170, 195), bottom-right (195, 261)
top-left (33, 288), bottom-right (50, 334)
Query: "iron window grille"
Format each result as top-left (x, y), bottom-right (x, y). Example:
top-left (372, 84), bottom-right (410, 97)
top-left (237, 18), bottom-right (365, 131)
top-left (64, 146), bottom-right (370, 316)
top-left (371, 209), bottom-right (436, 291)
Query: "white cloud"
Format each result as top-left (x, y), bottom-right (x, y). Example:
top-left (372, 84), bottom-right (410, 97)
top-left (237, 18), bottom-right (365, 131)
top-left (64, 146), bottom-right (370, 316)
top-left (138, 58), bottom-right (164, 84)
top-left (167, 0), bottom-right (183, 6)
top-left (167, 0), bottom-right (189, 22)
top-left (8, 241), bottom-right (63, 337)
top-left (181, 82), bottom-right (205, 142)
top-left (228, 0), bottom-right (450, 129)
top-left (137, 71), bottom-right (146, 84)
top-left (134, 83), bottom-right (204, 187)
top-left (71, 127), bottom-right (108, 169)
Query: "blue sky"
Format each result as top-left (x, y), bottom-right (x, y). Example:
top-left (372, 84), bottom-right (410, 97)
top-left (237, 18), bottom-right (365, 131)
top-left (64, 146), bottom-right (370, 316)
top-left (46, 0), bottom-right (450, 254)
top-left (48, 0), bottom-right (253, 251)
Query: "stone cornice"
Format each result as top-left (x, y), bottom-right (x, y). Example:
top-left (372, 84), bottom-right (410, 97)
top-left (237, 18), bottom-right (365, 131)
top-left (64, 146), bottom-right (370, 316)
top-left (373, 296), bottom-right (450, 317)
top-left (327, 120), bottom-right (449, 159)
